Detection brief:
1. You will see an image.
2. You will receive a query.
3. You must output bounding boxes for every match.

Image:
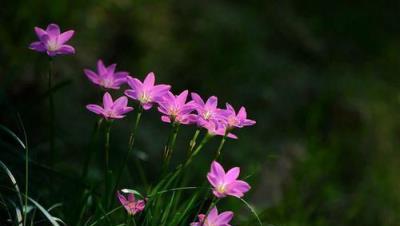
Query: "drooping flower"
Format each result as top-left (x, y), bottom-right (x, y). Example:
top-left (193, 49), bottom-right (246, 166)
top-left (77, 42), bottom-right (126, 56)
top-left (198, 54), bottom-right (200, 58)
top-left (125, 72), bottom-right (171, 110)
top-left (221, 104), bottom-right (256, 129)
top-left (84, 59), bottom-right (129, 89)
top-left (207, 161), bottom-right (251, 198)
top-left (157, 90), bottom-right (195, 124)
top-left (203, 120), bottom-right (237, 139)
top-left (117, 192), bottom-right (146, 215)
top-left (86, 92), bottom-right (133, 120)
top-left (190, 207), bottom-right (233, 226)
top-left (29, 23), bottom-right (75, 56)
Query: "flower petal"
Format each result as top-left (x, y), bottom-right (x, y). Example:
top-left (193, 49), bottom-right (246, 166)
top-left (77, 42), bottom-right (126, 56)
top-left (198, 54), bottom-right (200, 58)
top-left (84, 69), bottom-right (100, 85)
top-left (225, 167), bottom-right (240, 183)
top-left (56, 45), bottom-right (75, 55)
top-left (215, 211), bottom-right (234, 225)
top-left (58, 30), bottom-right (74, 44)
top-left (86, 104), bottom-right (104, 115)
top-left (46, 23), bottom-right (60, 36)
top-left (34, 27), bottom-right (47, 39)
top-left (103, 92), bottom-right (113, 109)
top-left (29, 41), bottom-right (46, 52)
top-left (143, 72), bottom-right (155, 88)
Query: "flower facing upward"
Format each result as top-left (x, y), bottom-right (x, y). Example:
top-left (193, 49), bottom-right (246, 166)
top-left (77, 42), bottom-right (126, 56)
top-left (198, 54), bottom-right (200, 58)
top-left (221, 104), bottom-right (256, 129)
top-left (157, 90), bottom-right (195, 124)
top-left (29, 23), bottom-right (75, 56)
top-left (125, 72), bottom-right (171, 110)
top-left (117, 192), bottom-right (145, 215)
top-left (190, 207), bottom-right (233, 226)
top-left (207, 161), bottom-right (251, 198)
top-left (84, 60), bottom-right (129, 89)
top-left (190, 92), bottom-right (224, 126)
top-left (86, 92), bottom-right (133, 120)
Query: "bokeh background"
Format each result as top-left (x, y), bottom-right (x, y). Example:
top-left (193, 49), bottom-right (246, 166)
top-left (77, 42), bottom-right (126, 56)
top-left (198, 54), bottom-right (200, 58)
top-left (1, 1), bottom-right (400, 225)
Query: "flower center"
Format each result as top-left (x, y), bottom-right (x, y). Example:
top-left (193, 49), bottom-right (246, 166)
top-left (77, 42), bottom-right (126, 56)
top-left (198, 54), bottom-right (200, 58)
top-left (203, 110), bottom-right (212, 120)
top-left (46, 39), bottom-right (59, 51)
top-left (140, 92), bottom-right (151, 103)
top-left (216, 183), bottom-right (226, 194)
top-left (101, 78), bottom-right (113, 88)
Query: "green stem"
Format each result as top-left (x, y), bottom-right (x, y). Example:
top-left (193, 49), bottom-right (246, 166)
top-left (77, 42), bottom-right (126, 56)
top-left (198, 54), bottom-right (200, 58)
top-left (162, 123), bottom-right (180, 171)
top-left (214, 134), bottom-right (227, 160)
top-left (184, 133), bottom-right (212, 168)
top-left (188, 129), bottom-right (200, 157)
top-left (104, 121), bottom-right (112, 207)
top-left (23, 143), bottom-right (29, 226)
top-left (48, 59), bottom-right (55, 166)
top-left (113, 107), bottom-right (143, 200)
top-left (82, 118), bottom-right (103, 179)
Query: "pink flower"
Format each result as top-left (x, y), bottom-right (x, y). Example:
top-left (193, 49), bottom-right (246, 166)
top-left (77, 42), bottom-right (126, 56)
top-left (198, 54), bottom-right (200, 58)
top-left (207, 161), bottom-right (251, 198)
top-left (125, 72), bottom-right (171, 110)
top-left (84, 60), bottom-right (129, 89)
top-left (157, 90), bottom-right (195, 124)
top-left (203, 120), bottom-right (238, 139)
top-left (190, 93), bottom-right (220, 125)
top-left (117, 192), bottom-right (146, 215)
top-left (221, 104), bottom-right (256, 129)
top-left (190, 207), bottom-right (233, 226)
top-left (86, 92), bottom-right (133, 120)
top-left (29, 23), bottom-right (75, 56)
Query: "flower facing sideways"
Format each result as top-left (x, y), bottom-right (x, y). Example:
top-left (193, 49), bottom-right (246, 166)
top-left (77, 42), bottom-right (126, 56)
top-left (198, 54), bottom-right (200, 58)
top-left (221, 104), bottom-right (256, 129)
top-left (86, 92), bottom-right (133, 120)
top-left (157, 90), bottom-right (195, 124)
top-left (29, 23), bottom-right (75, 56)
top-left (190, 207), bottom-right (233, 226)
top-left (125, 72), bottom-right (171, 110)
top-left (207, 161), bottom-right (251, 198)
top-left (117, 192), bottom-right (145, 215)
top-left (84, 59), bottom-right (129, 89)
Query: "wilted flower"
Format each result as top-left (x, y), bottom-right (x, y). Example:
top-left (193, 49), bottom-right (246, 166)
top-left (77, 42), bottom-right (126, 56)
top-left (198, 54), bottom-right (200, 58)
top-left (157, 90), bottom-right (195, 124)
top-left (207, 161), bottom-right (250, 198)
top-left (190, 207), bottom-right (233, 226)
top-left (84, 59), bottom-right (129, 89)
top-left (125, 72), bottom-right (170, 110)
top-left (86, 92), bottom-right (133, 120)
top-left (117, 192), bottom-right (145, 215)
top-left (29, 23), bottom-right (75, 56)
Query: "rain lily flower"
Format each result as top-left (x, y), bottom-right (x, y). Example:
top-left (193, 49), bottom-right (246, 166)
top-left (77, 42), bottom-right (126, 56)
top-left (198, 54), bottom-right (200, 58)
top-left (29, 23), bottom-right (75, 56)
top-left (203, 120), bottom-right (237, 139)
top-left (125, 72), bottom-right (171, 110)
top-left (190, 207), bottom-right (233, 226)
top-left (190, 92), bottom-right (225, 127)
top-left (221, 104), bottom-right (256, 129)
top-left (117, 192), bottom-right (145, 215)
top-left (86, 92), bottom-right (133, 120)
top-left (207, 161), bottom-right (251, 198)
top-left (84, 60), bottom-right (129, 89)
top-left (157, 90), bottom-right (195, 124)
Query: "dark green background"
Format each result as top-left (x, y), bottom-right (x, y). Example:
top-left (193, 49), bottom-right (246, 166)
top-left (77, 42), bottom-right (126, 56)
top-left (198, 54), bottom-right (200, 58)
top-left (1, 1), bottom-right (400, 225)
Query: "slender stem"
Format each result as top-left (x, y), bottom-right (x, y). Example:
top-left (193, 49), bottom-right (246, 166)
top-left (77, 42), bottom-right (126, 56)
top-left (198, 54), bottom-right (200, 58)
top-left (113, 107), bottom-right (144, 201)
top-left (82, 118), bottom-right (103, 179)
top-left (214, 134), bottom-right (227, 160)
top-left (23, 144), bottom-right (29, 226)
top-left (104, 121), bottom-right (112, 207)
top-left (188, 129), bottom-right (200, 157)
top-left (131, 217), bottom-right (137, 226)
top-left (162, 123), bottom-right (180, 171)
top-left (48, 59), bottom-right (55, 166)
top-left (184, 133), bottom-right (212, 168)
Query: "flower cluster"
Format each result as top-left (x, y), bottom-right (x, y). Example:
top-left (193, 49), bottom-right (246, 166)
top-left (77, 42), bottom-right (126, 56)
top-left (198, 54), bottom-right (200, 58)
top-left (30, 23), bottom-right (256, 226)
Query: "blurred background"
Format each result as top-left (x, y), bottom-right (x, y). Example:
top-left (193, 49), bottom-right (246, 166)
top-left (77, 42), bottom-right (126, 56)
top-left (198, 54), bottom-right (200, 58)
top-left (1, 0), bottom-right (400, 225)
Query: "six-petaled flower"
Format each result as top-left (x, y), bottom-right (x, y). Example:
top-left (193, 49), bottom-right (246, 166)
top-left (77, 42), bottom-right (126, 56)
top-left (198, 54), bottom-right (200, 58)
top-left (157, 90), bottom-right (195, 124)
top-left (125, 72), bottom-right (171, 110)
top-left (190, 207), bottom-right (233, 226)
top-left (117, 192), bottom-right (146, 215)
top-left (86, 92), bottom-right (133, 120)
top-left (29, 23), bottom-right (75, 56)
top-left (207, 161), bottom-right (251, 198)
top-left (84, 59), bottom-right (129, 89)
